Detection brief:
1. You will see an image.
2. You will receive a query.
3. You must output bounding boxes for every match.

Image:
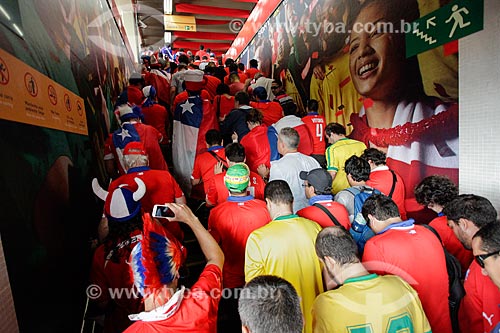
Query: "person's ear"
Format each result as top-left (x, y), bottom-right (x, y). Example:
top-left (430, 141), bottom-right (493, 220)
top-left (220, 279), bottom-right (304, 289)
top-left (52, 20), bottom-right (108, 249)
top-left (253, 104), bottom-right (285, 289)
top-left (242, 325), bottom-right (250, 333)
top-left (458, 218), bottom-right (470, 231)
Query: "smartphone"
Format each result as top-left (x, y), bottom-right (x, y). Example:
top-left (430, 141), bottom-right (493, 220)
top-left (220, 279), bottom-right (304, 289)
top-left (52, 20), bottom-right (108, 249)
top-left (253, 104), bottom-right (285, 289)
top-left (152, 204), bottom-right (175, 219)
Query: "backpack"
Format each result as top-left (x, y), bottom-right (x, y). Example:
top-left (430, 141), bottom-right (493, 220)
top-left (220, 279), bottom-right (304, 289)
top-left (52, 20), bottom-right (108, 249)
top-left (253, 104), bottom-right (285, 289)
top-left (422, 224), bottom-right (465, 333)
top-left (346, 186), bottom-right (381, 254)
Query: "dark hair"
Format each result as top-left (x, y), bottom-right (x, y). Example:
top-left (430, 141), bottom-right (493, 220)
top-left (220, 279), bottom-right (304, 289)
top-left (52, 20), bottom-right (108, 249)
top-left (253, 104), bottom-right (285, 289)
top-left (239, 275), bottom-right (303, 333)
top-left (253, 87), bottom-right (268, 100)
top-left (362, 194), bottom-right (400, 222)
top-left (235, 91), bottom-right (250, 105)
top-left (279, 127), bottom-right (300, 150)
top-left (199, 44), bottom-right (204, 50)
top-left (229, 63), bottom-right (238, 73)
top-left (246, 108), bottom-right (263, 124)
top-left (443, 194), bottom-right (498, 228)
top-left (238, 63), bottom-right (245, 71)
top-left (225, 58), bottom-right (234, 67)
top-left (249, 59), bottom-right (258, 68)
top-left (474, 222), bottom-right (500, 253)
top-left (325, 122), bottom-right (346, 136)
top-left (344, 155), bottom-right (370, 182)
top-left (194, 55), bottom-right (201, 61)
top-left (205, 129), bottom-right (222, 146)
top-left (281, 100), bottom-right (297, 116)
top-left (272, 79), bottom-right (283, 87)
top-left (414, 175), bottom-right (458, 207)
top-left (105, 214), bottom-right (143, 263)
top-left (360, 148), bottom-right (386, 166)
top-left (307, 99), bottom-right (319, 112)
top-left (204, 66), bottom-right (215, 75)
top-left (265, 180), bottom-right (294, 205)
top-left (177, 54), bottom-right (190, 65)
top-left (216, 83), bottom-right (230, 95)
top-left (225, 143), bottom-right (246, 162)
top-left (315, 227), bottom-right (359, 264)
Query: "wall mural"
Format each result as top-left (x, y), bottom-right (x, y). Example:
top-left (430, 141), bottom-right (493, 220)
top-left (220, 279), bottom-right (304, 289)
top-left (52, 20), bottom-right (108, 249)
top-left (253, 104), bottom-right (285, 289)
top-left (241, 0), bottom-right (458, 218)
top-left (0, 0), bottom-right (136, 331)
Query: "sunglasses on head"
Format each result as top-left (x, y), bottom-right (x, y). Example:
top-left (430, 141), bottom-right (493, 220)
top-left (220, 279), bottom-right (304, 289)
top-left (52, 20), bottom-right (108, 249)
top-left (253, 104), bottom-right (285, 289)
top-left (475, 251), bottom-right (500, 268)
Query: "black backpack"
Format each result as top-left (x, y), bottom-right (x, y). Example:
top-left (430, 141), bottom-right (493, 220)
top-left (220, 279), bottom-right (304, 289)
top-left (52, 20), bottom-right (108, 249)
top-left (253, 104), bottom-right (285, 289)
top-left (422, 224), bottom-right (465, 333)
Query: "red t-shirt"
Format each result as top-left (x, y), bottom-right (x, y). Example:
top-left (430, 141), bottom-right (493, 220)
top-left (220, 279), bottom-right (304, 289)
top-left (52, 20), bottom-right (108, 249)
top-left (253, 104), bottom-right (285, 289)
top-left (229, 82), bottom-right (245, 96)
top-left (297, 199), bottom-right (350, 229)
top-left (213, 95), bottom-right (235, 120)
top-left (366, 166), bottom-right (407, 220)
top-left (206, 170), bottom-right (265, 206)
top-left (294, 123), bottom-right (314, 156)
top-left (250, 101), bottom-right (283, 127)
top-left (429, 215), bottom-right (473, 274)
top-left (362, 224), bottom-right (452, 333)
top-left (192, 147), bottom-right (226, 194)
top-left (302, 113), bottom-right (326, 155)
top-left (459, 261), bottom-right (500, 333)
top-left (108, 167), bottom-right (185, 241)
top-left (224, 73), bottom-right (247, 85)
top-left (90, 231), bottom-right (144, 333)
top-left (204, 75), bottom-right (221, 101)
top-left (124, 264), bottom-right (222, 333)
top-left (240, 125), bottom-right (271, 173)
top-left (141, 103), bottom-right (168, 139)
top-left (245, 68), bottom-right (259, 80)
top-left (104, 122), bottom-right (167, 176)
top-left (208, 197), bottom-right (270, 288)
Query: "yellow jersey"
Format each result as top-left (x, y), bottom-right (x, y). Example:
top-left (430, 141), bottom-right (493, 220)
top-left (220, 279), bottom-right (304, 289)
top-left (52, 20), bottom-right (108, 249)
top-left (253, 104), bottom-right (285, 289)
top-left (326, 138), bottom-right (367, 194)
top-left (245, 215), bottom-right (324, 333)
top-left (312, 274), bottom-right (432, 333)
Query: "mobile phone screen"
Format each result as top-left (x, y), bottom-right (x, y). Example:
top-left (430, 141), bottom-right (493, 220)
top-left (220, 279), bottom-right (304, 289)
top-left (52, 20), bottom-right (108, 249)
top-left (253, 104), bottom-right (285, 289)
top-left (153, 205), bottom-right (175, 218)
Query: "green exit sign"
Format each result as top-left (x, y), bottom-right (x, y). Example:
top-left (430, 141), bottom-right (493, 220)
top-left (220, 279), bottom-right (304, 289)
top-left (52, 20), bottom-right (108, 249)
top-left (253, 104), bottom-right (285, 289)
top-left (406, 0), bottom-right (483, 57)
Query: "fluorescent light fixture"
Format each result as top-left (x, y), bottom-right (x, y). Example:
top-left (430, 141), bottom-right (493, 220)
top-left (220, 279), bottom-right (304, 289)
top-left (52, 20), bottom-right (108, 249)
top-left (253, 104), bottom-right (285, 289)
top-left (13, 23), bottom-right (23, 36)
top-left (164, 0), bottom-right (173, 15)
top-left (164, 31), bottom-right (171, 43)
top-left (0, 5), bottom-right (11, 20)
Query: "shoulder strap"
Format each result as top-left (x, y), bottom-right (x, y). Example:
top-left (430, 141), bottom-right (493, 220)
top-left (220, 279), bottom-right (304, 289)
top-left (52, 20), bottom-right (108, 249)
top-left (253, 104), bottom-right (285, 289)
top-left (421, 224), bottom-right (443, 243)
top-left (208, 150), bottom-right (228, 170)
top-left (388, 169), bottom-right (397, 198)
top-left (313, 203), bottom-right (341, 227)
top-left (345, 187), bottom-right (360, 197)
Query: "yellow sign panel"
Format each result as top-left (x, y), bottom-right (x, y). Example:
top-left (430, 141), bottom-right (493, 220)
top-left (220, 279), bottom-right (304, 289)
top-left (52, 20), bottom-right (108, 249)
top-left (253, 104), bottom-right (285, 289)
top-left (164, 15), bottom-right (196, 32)
top-left (0, 48), bottom-right (88, 136)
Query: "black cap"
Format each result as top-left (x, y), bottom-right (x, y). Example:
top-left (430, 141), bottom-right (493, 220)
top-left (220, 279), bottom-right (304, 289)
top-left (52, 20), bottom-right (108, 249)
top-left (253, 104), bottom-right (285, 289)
top-left (299, 168), bottom-right (332, 193)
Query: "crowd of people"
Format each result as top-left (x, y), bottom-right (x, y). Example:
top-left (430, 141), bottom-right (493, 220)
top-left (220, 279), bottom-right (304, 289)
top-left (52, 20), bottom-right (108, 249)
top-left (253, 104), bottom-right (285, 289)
top-left (88, 30), bottom-right (497, 333)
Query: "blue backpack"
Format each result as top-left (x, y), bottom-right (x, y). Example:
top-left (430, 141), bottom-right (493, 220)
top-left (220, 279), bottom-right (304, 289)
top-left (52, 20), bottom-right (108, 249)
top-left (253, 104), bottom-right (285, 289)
top-left (347, 186), bottom-right (381, 254)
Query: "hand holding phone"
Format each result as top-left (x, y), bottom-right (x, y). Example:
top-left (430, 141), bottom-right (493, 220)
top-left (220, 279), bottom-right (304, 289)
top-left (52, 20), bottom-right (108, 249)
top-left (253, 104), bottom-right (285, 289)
top-left (152, 204), bottom-right (175, 219)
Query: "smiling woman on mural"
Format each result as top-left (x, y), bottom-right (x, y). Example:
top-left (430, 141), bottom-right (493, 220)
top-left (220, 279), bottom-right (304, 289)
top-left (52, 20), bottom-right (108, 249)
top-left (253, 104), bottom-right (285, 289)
top-left (348, 0), bottom-right (459, 219)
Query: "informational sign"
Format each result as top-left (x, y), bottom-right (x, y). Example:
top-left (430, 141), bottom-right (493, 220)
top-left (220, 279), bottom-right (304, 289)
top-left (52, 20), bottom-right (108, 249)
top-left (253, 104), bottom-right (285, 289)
top-left (0, 49), bottom-right (88, 135)
top-left (164, 15), bottom-right (196, 32)
top-left (406, 0), bottom-right (483, 57)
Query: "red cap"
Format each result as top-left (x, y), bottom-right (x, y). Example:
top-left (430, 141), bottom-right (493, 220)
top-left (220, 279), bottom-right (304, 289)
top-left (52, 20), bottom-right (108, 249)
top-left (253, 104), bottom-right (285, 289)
top-left (124, 141), bottom-right (147, 156)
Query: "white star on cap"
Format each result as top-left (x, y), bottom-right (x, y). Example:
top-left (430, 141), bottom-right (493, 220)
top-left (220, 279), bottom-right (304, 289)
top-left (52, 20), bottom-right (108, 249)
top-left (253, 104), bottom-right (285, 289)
top-left (180, 100), bottom-right (195, 114)
top-left (119, 128), bottom-right (132, 141)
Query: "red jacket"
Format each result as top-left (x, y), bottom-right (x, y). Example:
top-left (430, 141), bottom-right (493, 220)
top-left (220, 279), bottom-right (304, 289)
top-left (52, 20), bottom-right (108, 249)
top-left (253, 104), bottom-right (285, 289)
top-left (250, 101), bottom-right (283, 126)
top-left (240, 124), bottom-right (271, 173)
top-left (366, 166), bottom-right (407, 220)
